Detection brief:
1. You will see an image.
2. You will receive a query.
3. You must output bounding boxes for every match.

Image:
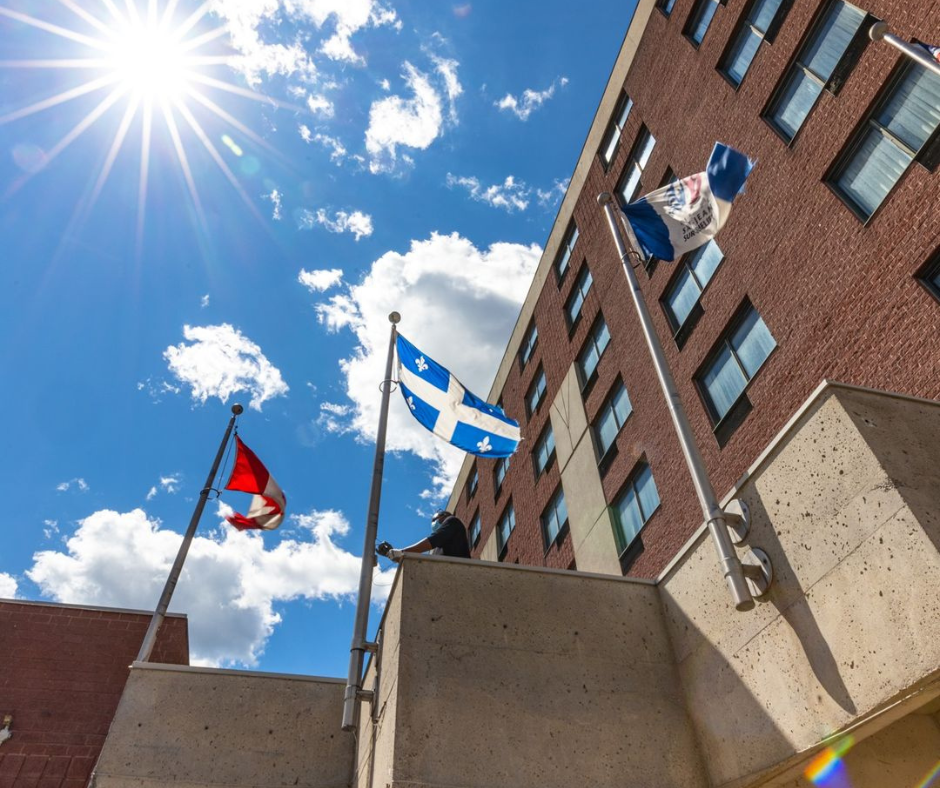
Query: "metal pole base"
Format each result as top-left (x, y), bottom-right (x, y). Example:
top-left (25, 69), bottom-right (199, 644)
top-left (741, 548), bottom-right (773, 598)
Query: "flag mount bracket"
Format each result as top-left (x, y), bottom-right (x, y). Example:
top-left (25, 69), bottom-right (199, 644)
top-left (364, 641), bottom-right (378, 654)
top-left (741, 549), bottom-right (773, 597)
top-left (722, 499), bottom-right (750, 545)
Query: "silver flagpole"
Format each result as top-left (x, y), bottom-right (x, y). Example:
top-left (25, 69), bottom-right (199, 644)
top-left (598, 193), bottom-right (757, 611)
top-left (136, 403), bottom-right (243, 662)
top-left (342, 311), bottom-right (400, 731)
top-left (869, 21), bottom-right (940, 78)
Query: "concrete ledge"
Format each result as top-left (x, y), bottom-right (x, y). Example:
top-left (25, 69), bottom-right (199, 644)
top-left (130, 661), bottom-right (345, 684)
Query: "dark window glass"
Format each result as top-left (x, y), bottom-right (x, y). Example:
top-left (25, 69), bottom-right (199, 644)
top-left (542, 486), bottom-right (569, 547)
top-left (593, 379), bottom-right (633, 457)
top-left (686, 0), bottom-right (721, 45)
top-left (612, 463), bottom-right (660, 553)
top-left (766, 1), bottom-right (866, 141)
top-left (533, 423), bottom-right (556, 477)
top-left (555, 222), bottom-right (580, 280)
top-left (830, 63), bottom-right (940, 219)
top-left (600, 93), bottom-right (634, 166)
top-left (526, 368), bottom-right (547, 416)
top-left (467, 466), bottom-right (478, 498)
top-left (497, 502), bottom-right (515, 556)
top-left (577, 317), bottom-right (611, 385)
top-left (520, 321), bottom-right (538, 367)
top-left (698, 304), bottom-right (776, 422)
top-left (494, 455), bottom-right (510, 494)
top-left (565, 265), bottom-right (593, 328)
top-left (722, 0), bottom-right (786, 85)
top-left (663, 240), bottom-right (724, 330)
top-left (659, 0), bottom-right (677, 15)
top-left (469, 512), bottom-right (481, 547)
top-left (616, 127), bottom-right (657, 205)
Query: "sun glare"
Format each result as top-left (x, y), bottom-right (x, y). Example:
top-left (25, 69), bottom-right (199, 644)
top-left (0, 0), bottom-right (301, 251)
top-left (106, 22), bottom-right (188, 100)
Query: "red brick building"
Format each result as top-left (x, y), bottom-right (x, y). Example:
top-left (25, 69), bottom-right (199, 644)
top-left (0, 601), bottom-right (188, 788)
top-left (446, 0), bottom-right (940, 579)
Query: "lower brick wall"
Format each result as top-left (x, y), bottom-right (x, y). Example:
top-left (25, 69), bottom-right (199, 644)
top-left (0, 601), bottom-right (189, 788)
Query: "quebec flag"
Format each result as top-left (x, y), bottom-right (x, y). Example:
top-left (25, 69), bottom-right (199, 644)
top-left (397, 334), bottom-right (521, 458)
top-left (621, 142), bottom-right (754, 261)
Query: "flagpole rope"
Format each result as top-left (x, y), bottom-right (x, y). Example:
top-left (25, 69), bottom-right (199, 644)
top-left (212, 411), bottom-right (239, 500)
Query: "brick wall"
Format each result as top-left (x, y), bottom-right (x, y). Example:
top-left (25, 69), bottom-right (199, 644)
top-left (0, 601), bottom-right (189, 788)
top-left (454, 0), bottom-right (940, 578)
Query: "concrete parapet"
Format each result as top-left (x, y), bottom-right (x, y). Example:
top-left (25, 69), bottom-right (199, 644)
top-left (92, 664), bottom-right (352, 788)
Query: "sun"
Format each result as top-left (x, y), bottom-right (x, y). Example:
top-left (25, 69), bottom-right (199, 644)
top-left (105, 19), bottom-right (189, 100)
top-left (0, 1), bottom-right (300, 249)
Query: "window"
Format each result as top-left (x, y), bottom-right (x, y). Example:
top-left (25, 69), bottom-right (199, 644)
top-left (496, 502), bottom-right (515, 557)
top-left (519, 320), bottom-right (538, 368)
top-left (685, 0), bottom-right (721, 46)
top-left (494, 455), bottom-right (510, 495)
top-left (600, 93), bottom-right (634, 167)
top-left (526, 367), bottom-right (547, 416)
top-left (555, 222), bottom-right (580, 280)
top-left (466, 465), bottom-right (478, 499)
top-left (616, 127), bottom-right (657, 205)
top-left (920, 252), bottom-right (940, 302)
top-left (697, 303), bottom-right (776, 423)
top-left (565, 265), bottom-right (593, 329)
top-left (468, 512), bottom-right (481, 547)
top-left (658, 0), bottom-right (677, 15)
top-left (721, 0), bottom-right (790, 86)
top-left (577, 316), bottom-right (611, 387)
top-left (612, 463), bottom-right (661, 554)
top-left (593, 379), bottom-right (633, 459)
top-left (829, 62), bottom-right (940, 220)
top-left (541, 486), bottom-right (569, 548)
top-left (765, 1), bottom-right (866, 142)
top-left (662, 240), bottom-right (725, 332)
top-left (533, 423), bottom-right (556, 478)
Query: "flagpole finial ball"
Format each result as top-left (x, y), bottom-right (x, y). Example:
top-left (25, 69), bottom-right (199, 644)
top-left (597, 192), bottom-right (613, 206)
top-left (389, 311), bottom-right (401, 324)
top-left (232, 404), bottom-right (244, 415)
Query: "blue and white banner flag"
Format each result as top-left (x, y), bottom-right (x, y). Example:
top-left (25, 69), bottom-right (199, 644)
top-left (915, 40), bottom-right (940, 65)
top-left (397, 334), bottom-right (520, 458)
top-left (620, 142), bottom-right (754, 261)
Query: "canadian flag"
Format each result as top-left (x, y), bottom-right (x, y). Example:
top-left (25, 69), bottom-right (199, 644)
top-left (224, 436), bottom-right (286, 531)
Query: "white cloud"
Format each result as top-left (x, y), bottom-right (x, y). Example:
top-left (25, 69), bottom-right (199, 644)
top-left (56, 478), bottom-right (89, 493)
top-left (428, 52), bottom-right (462, 123)
top-left (379, 78), bottom-right (390, 91)
top-left (209, 1), bottom-right (317, 87)
top-left (146, 486), bottom-right (158, 501)
top-left (496, 76), bottom-right (568, 121)
top-left (148, 474), bottom-right (183, 501)
top-left (0, 572), bottom-right (18, 598)
top-left (27, 507), bottom-right (394, 667)
top-left (298, 209), bottom-right (373, 240)
top-left (306, 94), bottom-right (335, 118)
top-left (43, 519), bottom-right (60, 540)
top-left (365, 61), bottom-right (453, 174)
top-left (310, 232), bottom-right (541, 495)
top-left (200, 294), bottom-right (210, 308)
top-left (446, 173), bottom-right (530, 212)
top-left (265, 188), bottom-right (283, 220)
top-left (298, 268), bottom-right (344, 293)
top-left (536, 178), bottom-right (569, 208)
top-left (164, 324), bottom-right (289, 411)
top-left (299, 126), bottom-right (347, 164)
top-left (317, 401), bottom-right (352, 434)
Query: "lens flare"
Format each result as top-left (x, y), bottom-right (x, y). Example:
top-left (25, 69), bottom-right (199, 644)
top-left (804, 736), bottom-right (855, 785)
top-left (914, 761), bottom-right (940, 788)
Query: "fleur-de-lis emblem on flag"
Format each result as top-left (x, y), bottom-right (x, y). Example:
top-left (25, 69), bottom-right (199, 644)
top-left (476, 436), bottom-right (492, 453)
top-left (416, 356), bottom-right (428, 373)
top-left (407, 396), bottom-right (416, 411)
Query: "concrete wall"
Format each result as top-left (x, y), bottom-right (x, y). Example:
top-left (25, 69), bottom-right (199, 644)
top-left (92, 664), bottom-right (352, 788)
top-left (356, 557), bottom-right (706, 788)
top-left (660, 385), bottom-right (940, 788)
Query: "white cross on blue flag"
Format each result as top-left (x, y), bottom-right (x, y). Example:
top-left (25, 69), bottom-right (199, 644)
top-left (397, 334), bottom-right (521, 458)
top-left (620, 142), bottom-right (754, 261)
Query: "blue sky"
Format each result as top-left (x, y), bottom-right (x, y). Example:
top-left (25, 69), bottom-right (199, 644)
top-left (0, 0), bottom-right (632, 676)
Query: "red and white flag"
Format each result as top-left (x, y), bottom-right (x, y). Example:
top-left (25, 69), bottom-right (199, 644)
top-left (224, 436), bottom-right (286, 531)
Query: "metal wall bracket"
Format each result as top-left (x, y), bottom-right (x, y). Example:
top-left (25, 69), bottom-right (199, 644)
top-left (355, 689), bottom-right (375, 703)
top-left (741, 548), bottom-right (773, 598)
top-left (364, 641), bottom-right (379, 654)
top-left (723, 499), bottom-right (750, 545)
